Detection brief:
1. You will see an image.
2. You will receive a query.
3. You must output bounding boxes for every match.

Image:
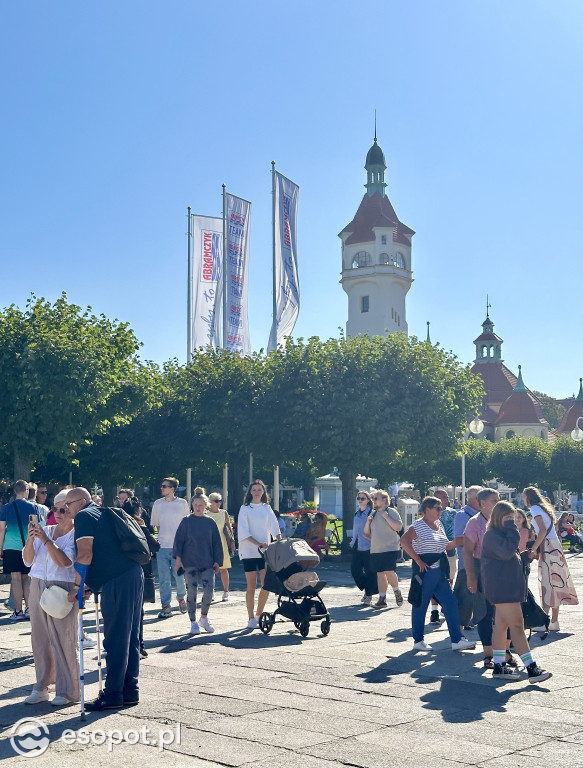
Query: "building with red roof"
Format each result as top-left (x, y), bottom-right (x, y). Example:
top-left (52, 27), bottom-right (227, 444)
top-left (339, 134), bottom-right (414, 337)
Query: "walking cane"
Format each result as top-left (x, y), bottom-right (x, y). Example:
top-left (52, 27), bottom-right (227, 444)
top-left (94, 593), bottom-right (103, 694)
top-left (78, 585), bottom-right (86, 721)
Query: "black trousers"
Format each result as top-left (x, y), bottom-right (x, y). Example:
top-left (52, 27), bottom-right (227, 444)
top-left (100, 564), bottom-right (144, 701)
top-left (351, 549), bottom-right (377, 596)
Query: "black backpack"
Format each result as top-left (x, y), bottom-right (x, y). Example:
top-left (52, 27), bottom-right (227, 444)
top-left (104, 507), bottom-right (151, 566)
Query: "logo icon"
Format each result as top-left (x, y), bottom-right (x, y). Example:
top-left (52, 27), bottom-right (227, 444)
top-left (10, 717), bottom-right (50, 757)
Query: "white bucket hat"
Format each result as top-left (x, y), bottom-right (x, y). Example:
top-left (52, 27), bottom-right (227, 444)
top-left (40, 585), bottom-right (74, 619)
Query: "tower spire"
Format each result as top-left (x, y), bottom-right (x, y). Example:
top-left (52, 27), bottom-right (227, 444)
top-left (576, 378), bottom-right (583, 401)
top-left (486, 294), bottom-right (491, 319)
top-left (514, 365), bottom-right (527, 392)
top-left (374, 109), bottom-right (377, 142)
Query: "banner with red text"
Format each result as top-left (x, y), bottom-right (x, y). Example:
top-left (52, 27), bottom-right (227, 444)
top-left (268, 172), bottom-right (299, 351)
top-left (224, 193), bottom-right (251, 355)
top-left (191, 215), bottom-right (223, 351)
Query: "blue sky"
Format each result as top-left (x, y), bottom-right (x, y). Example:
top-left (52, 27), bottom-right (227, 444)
top-left (1, 1), bottom-right (581, 398)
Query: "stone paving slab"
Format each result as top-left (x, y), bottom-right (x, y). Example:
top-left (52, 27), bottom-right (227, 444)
top-left (0, 552), bottom-right (581, 767)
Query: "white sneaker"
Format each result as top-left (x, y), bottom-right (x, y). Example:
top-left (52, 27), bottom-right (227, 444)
top-left (413, 641), bottom-right (433, 652)
top-left (532, 625), bottom-right (549, 633)
top-left (51, 695), bottom-right (73, 706)
top-left (199, 617), bottom-right (215, 633)
top-left (548, 621), bottom-right (560, 631)
top-left (222, 592), bottom-right (230, 602)
top-left (362, 595), bottom-right (372, 606)
top-left (190, 621), bottom-right (200, 635)
top-left (82, 633), bottom-right (98, 649)
top-left (25, 689), bottom-right (49, 704)
top-left (452, 637), bottom-right (476, 651)
top-left (247, 617), bottom-right (259, 629)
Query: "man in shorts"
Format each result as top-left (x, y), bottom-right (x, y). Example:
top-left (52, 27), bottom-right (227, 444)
top-left (0, 480), bottom-right (35, 620)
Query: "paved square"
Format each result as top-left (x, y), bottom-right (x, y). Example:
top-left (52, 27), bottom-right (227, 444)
top-left (1, 553), bottom-right (581, 767)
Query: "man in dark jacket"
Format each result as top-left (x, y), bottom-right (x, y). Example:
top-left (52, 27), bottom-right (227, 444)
top-left (68, 487), bottom-right (144, 711)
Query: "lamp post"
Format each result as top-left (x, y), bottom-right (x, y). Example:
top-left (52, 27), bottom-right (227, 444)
top-left (571, 416), bottom-right (583, 442)
top-left (461, 418), bottom-right (484, 506)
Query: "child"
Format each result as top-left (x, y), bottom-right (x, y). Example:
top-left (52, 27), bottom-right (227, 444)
top-left (173, 487), bottom-right (223, 634)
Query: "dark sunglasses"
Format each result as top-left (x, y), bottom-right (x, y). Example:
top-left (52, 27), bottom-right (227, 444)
top-left (161, 484), bottom-right (172, 488)
top-left (214, 499), bottom-right (223, 504)
top-left (357, 496), bottom-right (367, 501)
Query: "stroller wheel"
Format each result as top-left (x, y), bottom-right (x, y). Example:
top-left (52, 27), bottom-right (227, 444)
top-left (259, 612), bottom-right (273, 634)
top-left (298, 619), bottom-right (310, 638)
top-left (320, 618), bottom-right (331, 636)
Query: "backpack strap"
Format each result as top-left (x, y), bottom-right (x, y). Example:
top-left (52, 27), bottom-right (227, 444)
top-left (12, 501), bottom-right (26, 547)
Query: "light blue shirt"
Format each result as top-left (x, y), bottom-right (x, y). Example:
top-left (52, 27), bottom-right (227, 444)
top-left (350, 507), bottom-right (372, 551)
top-left (453, 505), bottom-right (476, 571)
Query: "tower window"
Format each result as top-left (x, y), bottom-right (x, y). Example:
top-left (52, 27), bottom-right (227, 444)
top-left (505, 430), bottom-right (515, 439)
top-left (379, 252), bottom-right (391, 265)
top-left (381, 235), bottom-right (387, 245)
top-left (352, 251), bottom-right (372, 268)
top-left (390, 252), bottom-right (405, 269)
top-left (361, 295), bottom-right (369, 313)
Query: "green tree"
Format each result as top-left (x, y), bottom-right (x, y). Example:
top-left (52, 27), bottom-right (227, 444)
top-left (549, 437), bottom-right (583, 495)
top-left (0, 295), bottom-right (141, 479)
top-left (532, 391), bottom-right (566, 430)
top-left (489, 437), bottom-right (551, 491)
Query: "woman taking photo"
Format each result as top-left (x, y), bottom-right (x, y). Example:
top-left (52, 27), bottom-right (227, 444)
top-left (207, 492), bottom-right (235, 601)
top-left (363, 489), bottom-right (403, 609)
top-left (481, 500), bottom-right (551, 682)
top-left (237, 480), bottom-right (281, 629)
top-left (523, 487), bottom-right (578, 631)
top-left (21, 505), bottom-right (79, 706)
top-left (350, 491), bottom-right (376, 606)
top-left (400, 496), bottom-right (475, 652)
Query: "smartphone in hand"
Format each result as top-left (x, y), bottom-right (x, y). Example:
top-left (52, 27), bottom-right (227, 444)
top-left (29, 513), bottom-right (39, 527)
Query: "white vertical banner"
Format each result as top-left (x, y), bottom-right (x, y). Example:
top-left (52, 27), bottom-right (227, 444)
top-left (191, 215), bottom-right (223, 352)
top-left (268, 171), bottom-right (299, 351)
top-left (224, 193), bottom-right (251, 355)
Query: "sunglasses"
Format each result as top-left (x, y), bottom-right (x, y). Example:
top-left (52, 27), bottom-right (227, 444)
top-left (161, 484), bottom-right (172, 488)
top-left (214, 499), bottom-right (223, 504)
top-left (357, 496), bottom-right (367, 501)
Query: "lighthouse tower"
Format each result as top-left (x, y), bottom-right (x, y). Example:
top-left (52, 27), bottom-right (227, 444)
top-left (339, 135), bottom-right (414, 337)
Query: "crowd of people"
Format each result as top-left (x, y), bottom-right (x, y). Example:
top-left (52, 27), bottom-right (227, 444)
top-left (0, 477), bottom-right (579, 711)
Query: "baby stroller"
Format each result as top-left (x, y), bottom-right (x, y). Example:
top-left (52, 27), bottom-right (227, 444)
top-left (259, 538), bottom-right (331, 638)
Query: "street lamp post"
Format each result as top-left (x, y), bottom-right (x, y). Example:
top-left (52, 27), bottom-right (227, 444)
top-left (571, 416), bottom-right (583, 442)
top-left (461, 417), bottom-right (484, 506)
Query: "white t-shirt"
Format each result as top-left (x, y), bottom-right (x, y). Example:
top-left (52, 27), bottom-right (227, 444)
top-left (530, 505), bottom-right (559, 541)
top-left (23, 526), bottom-right (76, 582)
top-left (151, 497), bottom-right (190, 548)
top-left (237, 503), bottom-right (281, 560)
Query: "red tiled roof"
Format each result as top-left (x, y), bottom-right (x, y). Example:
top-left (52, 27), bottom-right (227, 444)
top-left (473, 332), bottom-right (503, 344)
top-left (471, 362), bottom-right (517, 405)
top-left (556, 399), bottom-right (583, 434)
top-left (478, 405), bottom-right (499, 425)
top-left (495, 390), bottom-right (547, 426)
top-left (340, 191), bottom-right (414, 246)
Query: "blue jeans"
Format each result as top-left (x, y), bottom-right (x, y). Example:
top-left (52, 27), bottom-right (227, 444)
top-left (157, 548), bottom-right (186, 608)
top-left (100, 564), bottom-right (143, 701)
top-left (412, 566), bottom-right (462, 643)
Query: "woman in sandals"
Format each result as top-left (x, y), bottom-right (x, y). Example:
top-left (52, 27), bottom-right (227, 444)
top-left (237, 480), bottom-right (281, 629)
top-left (523, 487), bottom-right (578, 632)
top-left (481, 500), bottom-right (551, 683)
top-left (363, 489), bottom-right (403, 609)
top-left (207, 492), bottom-right (235, 602)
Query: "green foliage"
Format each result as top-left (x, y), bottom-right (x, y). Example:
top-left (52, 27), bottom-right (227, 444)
top-left (549, 437), bottom-right (583, 495)
top-left (0, 294), bottom-right (142, 479)
top-left (488, 437), bottom-right (551, 491)
top-left (532, 391), bottom-right (566, 430)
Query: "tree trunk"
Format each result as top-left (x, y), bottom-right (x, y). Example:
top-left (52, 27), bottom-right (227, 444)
top-left (227, 455), bottom-right (245, 518)
top-left (13, 450), bottom-right (32, 482)
top-left (340, 468), bottom-right (357, 553)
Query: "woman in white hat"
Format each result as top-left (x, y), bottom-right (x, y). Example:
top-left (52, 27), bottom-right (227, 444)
top-left (21, 503), bottom-right (79, 706)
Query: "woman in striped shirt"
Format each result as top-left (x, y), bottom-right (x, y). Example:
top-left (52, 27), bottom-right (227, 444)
top-left (400, 497), bottom-right (476, 653)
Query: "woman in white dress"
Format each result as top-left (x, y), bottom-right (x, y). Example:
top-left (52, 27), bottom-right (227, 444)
top-left (523, 486), bottom-right (578, 631)
top-left (237, 480), bottom-right (281, 629)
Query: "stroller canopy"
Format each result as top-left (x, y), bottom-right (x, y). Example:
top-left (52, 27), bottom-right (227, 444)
top-left (264, 538), bottom-right (320, 573)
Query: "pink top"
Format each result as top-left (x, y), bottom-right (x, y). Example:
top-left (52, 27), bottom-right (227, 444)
top-left (464, 513), bottom-right (488, 559)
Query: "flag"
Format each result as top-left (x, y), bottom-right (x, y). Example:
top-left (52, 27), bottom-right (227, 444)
top-left (224, 193), bottom-right (251, 355)
top-left (190, 215), bottom-right (222, 352)
top-left (268, 171), bottom-right (300, 351)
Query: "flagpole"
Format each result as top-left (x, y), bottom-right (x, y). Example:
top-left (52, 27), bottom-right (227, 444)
top-left (271, 161), bottom-right (277, 350)
top-left (222, 185), bottom-right (227, 350)
top-left (187, 206), bottom-right (192, 362)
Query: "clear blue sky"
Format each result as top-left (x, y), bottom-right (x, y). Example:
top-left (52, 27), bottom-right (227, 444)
top-left (1, 1), bottom-right (581, 398)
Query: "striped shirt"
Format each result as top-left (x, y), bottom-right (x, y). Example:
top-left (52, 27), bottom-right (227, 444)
top-left (412, 519), bottom-right (449, 568)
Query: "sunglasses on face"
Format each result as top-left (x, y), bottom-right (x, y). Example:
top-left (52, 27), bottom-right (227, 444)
top-left (214, 499), bottom-right (223, 504)
top-left (161, 484), bottom-right (172, 488)
top-left (357, 496), bottom-right (367, 501)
